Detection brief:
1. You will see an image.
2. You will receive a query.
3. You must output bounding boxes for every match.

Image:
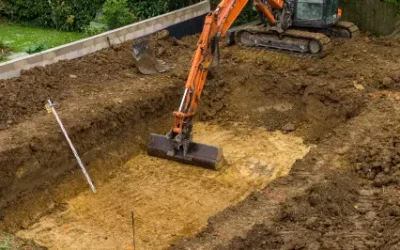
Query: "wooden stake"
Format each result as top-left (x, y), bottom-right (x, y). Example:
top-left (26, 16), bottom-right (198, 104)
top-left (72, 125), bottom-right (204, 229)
top-left (131, 211), bottom-right (136, 250)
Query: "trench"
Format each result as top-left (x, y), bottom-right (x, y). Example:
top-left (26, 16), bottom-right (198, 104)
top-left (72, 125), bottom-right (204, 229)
top-left (15, 123), bottom-right (309, 250)
top-left (0, 68), bottom-right (318, 250)
top-left (0, 34), bottom-right (383, 249)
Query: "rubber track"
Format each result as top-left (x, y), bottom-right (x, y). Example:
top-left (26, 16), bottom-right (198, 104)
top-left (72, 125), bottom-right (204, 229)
top-left (335, 21), bottom-right (360, 38)
top-left (235, 26), bottom-right (332, 58)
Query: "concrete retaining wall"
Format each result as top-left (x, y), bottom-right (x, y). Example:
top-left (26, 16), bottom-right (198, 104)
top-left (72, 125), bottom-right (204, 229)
top-left (0, 1), bottom-right (210, 80)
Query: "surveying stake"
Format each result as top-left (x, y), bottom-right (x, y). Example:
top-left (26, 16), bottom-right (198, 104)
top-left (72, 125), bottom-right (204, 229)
top-left (45, 99), bottom-right (97, 193)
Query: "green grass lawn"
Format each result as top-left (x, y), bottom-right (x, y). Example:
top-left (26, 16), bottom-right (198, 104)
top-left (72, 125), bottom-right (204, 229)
top-left (0, 22), bottom-right (87, 53)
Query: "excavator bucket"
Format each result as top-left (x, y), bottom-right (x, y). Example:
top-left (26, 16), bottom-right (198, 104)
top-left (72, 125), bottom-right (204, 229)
top-left (132, 34), bottom-right (169, 75)
top-left (147, 134), bottom-right (224, 170)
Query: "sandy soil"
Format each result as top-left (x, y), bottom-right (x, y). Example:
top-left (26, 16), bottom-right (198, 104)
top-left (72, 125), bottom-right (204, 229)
top-left (16, 123), bottom-right (308, 250)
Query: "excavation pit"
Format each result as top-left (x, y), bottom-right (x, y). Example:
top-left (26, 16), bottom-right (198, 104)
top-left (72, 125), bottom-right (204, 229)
top-left (1, 34), bottom-right (400, 249)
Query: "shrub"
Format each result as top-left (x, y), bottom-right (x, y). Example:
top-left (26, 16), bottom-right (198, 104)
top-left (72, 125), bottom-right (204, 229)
top-left (82, 23), bottom-right (108, 36)
top-left (101, 0), bottom-right (136, 29)
top-left (210, 0), bottom-right (258, 26)
top-left (25, 43), bottom-right (50, 54)
top-left (1, 0), bottom-right (104, 31)
top-left (127, 0), bottom-right (201, 21)
top-left (1, 0), bottom-right (204, 31)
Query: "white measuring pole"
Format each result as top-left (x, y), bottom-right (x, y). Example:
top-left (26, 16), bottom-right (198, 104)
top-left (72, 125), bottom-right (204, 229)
top-left (47, 100), bottom-right (97, 193)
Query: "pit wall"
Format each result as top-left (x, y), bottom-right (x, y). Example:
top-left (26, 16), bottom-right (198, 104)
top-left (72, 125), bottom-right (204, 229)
top-left (340, 0), bottom-right (399, 36)
top-left (0, 1), bottom-right (210, 80)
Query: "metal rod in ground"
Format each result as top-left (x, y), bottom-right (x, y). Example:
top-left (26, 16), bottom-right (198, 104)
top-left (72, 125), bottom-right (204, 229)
top-left (131, 211), bottom-right (136, 250)
top-left (47, 99), bottom-right (97, 193)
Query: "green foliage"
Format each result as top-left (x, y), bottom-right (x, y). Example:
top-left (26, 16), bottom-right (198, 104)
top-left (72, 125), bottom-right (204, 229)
top-left (1, 0), bottom-right (104, 31)
top-left (0, 236), bottom-right (11, 250)
top-left (0, 22), bottom-right (86, 52)
top-left (127, 0), bottom-right (200, 20)
top-left (101, 0), bottom-right (136, 29)
top-left (128, 1), bottom-right (168, 20)
top-left (83, 25), bottom-right (107, 36)
top-left (25, 43), bottom-right (50, 54)
top-left (1, 0), bottom-right (205, 31)
top-left (210, 0), bottom-right (258, 26)
top-left (386, 0), bottom-right (400, 13)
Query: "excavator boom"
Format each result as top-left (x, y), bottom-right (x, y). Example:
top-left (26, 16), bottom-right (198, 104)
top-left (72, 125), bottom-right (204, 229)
top-left (147, 0), bottom-right (356, 169)
top-left (147, 0), bottom-right (250, 170)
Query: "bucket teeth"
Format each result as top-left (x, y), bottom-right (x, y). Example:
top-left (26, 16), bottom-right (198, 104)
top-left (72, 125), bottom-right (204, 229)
top-left (147, 133), bottom-right (224, 170)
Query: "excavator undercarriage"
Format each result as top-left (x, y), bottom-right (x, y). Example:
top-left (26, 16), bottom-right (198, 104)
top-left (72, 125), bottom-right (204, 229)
top-left (228, 21), bottom-right (359, 57)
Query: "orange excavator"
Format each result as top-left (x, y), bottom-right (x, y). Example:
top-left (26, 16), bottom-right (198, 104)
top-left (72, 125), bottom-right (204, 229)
top-left (147, 0), bottom-right (358, 170)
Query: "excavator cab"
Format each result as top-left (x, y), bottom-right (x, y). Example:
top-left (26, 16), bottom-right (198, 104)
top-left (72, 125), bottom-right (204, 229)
top-left (293, 0), bottom-right (340, 28)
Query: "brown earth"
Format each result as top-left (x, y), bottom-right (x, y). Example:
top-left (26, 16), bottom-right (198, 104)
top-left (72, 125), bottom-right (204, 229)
top-left (175, 97), bottom-right (400, 250)
top-left (170, 39), bottom-right (400, 249)
top-left (0, 32), bottom-right (400, 250)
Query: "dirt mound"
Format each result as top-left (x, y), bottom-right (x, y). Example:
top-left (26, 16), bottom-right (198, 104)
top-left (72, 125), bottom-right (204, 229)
top-left (219, 171), bottom-right (400, 250)
top-left (0, 34), bottom-right (191, 130)
top-left (201, 43), bottom-right (366, 143)
top-left (217, 173), bottom-right (359, 250)
top-left (351, 130), bottom-right (400, 187)
top-left (279, 173), bottom-right (358, 220)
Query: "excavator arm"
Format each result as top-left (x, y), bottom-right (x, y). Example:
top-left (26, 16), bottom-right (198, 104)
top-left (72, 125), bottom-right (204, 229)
top-left (168, 0), bottom-right (249, 149)
top-left (148, 0), bottom-right (282, 169)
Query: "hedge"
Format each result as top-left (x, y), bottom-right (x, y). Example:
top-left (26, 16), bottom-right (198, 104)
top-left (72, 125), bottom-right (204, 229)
top-left (1, 0), bottom-right (105, 31)
top-left (0, 0), bottom-right (203, 31)
top-left (210, 0), bottom-right (258, 26)
top-left (0, 0), bottom-right (265, 32)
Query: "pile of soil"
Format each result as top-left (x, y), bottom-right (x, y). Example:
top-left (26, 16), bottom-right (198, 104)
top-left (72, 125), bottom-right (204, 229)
top-left (219, 172), bottom-right (400, 250)
top-left (351, 125), bottom-right (400, 187)
top-left (0, 34), bottom-right (192, 130)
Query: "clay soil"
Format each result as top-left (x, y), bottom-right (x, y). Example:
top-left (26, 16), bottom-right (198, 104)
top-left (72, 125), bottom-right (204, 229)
top-left (1, 32), bottom-right (400, 250)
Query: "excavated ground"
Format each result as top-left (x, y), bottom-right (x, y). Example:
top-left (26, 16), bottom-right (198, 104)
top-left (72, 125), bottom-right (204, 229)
top-left (1, 33), bottom-right (400, 250)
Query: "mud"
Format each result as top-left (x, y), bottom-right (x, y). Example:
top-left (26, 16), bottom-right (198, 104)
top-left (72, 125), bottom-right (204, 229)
top-left (1, 31), bottom-right (400, 250)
